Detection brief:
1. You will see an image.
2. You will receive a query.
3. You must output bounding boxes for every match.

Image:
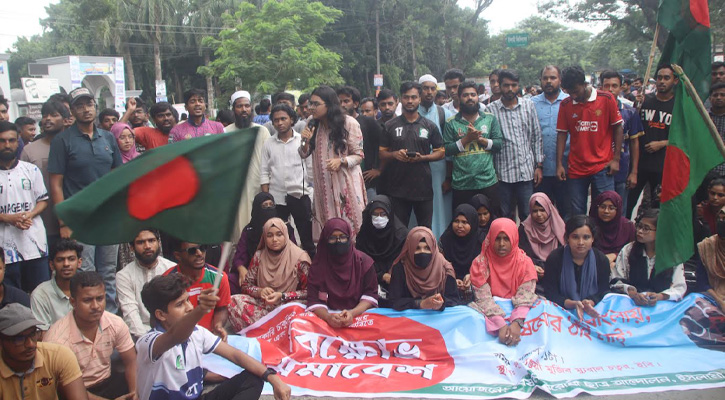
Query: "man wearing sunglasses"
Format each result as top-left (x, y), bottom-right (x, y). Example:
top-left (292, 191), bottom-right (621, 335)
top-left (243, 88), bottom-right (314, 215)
top-left (0, 303), bottom-right (88, 399)
top-left (163, 238), bottom-right (230, 340)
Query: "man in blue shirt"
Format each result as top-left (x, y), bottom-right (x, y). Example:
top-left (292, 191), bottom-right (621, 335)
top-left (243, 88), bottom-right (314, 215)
top-left (532, 65), bottom-right (570, 218)
top-left (48, 87), bottom-right (122, 313)
top-left (599, 70), bottom-right (644, 212)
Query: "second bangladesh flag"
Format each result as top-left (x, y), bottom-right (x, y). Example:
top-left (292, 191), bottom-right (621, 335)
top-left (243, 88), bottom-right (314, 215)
top-left (56, 128), bottom-right (259, 245)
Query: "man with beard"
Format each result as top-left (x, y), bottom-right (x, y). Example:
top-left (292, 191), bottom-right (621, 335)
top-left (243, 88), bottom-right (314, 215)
top-left (45, 272), bottom-right (137, 399)
top-left (116, 229), bottom-right (175, 339)
top-left (48, 93), bottom-right (75, 128)
top-left (124, 97), bottom-right (149, 128)
top-left (337, 86), bottom-right (382, 197)
top-left (225, 91), bottom-right (272, 244)
top-left (443, 81), bottom-right (503, 212)
top-left (0, 95), bottom-right (9, 122)
top-left (134, 102), bottom-right (177, 150)
top-left (376, 89), bottom-right (398, 127)
top-left (532, 65), bottom-right (570, 218)
top-left (379, 81), bottom-right (444, 228)
top-left (0, 121), bottom-right (49, 293)
top-left (48, 87), bottom-right (123, 314)
top-left (170, 89), bottom-right (224, 142)
top-left (360, 97), bottom-right (378, 119)
top-left (263, 92), bottom-right (307, 135)
top-left (418, 74), bottom-right (453, 236)
top-left (486, 69), bottom-right (543, 221)
top-left (163, 238), bottom-right (230, 340)
top-left (21, 101), bottom-right (70, 254)
top-left (627, 64), bottom-right (678, 217)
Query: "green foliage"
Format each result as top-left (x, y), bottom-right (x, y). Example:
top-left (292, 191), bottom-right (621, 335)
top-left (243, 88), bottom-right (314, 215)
top-left (201, 0), bottom-right (343, 97)
top-left (475, 17), bottom-right (592, 85)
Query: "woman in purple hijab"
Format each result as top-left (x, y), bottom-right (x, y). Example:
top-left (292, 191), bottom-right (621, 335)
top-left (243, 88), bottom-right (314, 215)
top-left (589, 191), bottom-right (635, 267)
top-left (307, 218), bottom-right (378, 328)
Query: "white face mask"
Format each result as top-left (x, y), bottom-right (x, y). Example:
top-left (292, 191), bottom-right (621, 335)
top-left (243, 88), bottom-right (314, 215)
top-left (372, 215), bottom-right (389, 230)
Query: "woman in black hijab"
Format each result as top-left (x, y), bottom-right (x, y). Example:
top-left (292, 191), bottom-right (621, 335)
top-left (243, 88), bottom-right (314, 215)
top-left (356, 195), bottom-right (408, 298)
top-left (469, 194), bottom-right (497, 242)
top-left (439, 204), bottom-right (484, 298)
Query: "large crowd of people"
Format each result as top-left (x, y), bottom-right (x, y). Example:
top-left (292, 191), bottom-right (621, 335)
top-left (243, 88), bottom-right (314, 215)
top-left (0, 60), bottom-right (724, 399)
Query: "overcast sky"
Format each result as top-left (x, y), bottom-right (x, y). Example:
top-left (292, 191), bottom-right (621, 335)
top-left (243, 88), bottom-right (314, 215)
top-left (1, 0), bottom-right (607, 54)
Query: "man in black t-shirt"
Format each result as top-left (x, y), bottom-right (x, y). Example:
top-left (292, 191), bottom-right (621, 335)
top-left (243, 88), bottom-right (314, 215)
top-left (337, 86), bottom-right (382, 197)
top-left (627, 64), bottom-right (678, 217)
top-left (379, 81), bottom-right (445, 228)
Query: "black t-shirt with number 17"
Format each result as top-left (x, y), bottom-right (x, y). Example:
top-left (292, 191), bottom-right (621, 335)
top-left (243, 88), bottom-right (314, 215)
top-left (380, 114), bottom-right (443, 201)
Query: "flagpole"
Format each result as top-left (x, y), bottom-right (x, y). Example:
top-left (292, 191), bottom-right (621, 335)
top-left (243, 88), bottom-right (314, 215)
top-left (212, 241), bottom-right (233, 289)
top-left (641, 24), bottom-right (660, 107)
top-left (672, 64), bottom-right (725, 160)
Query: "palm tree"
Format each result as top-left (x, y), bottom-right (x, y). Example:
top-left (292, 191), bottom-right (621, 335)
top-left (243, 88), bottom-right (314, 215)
top-left (135, 0), bottom-right (178, 83)
top-left (98, 1), bottom-right (137, 90)
top-left (185, 0), bottom-right (241, 110)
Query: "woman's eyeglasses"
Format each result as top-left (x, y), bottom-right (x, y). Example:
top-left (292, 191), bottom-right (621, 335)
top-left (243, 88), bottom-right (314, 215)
top-left (327, 235), bottom-right (349, 244)
top-left (635, 223), bottom-right (655, 233)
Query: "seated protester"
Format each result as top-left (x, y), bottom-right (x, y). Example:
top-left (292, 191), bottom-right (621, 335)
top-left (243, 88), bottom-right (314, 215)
top-left (542, 215), bottom-right (610, 320)
top-left (116, 229), bottom-right (176, 339)
top-left (589, 191), bottom-right (635, 267)
top-left (355, 195), bottom-right (408, 295)
top-left (230, 192), bottom-right (296, 294)
top-left (228, 218), bottom-right (311, 332)
top-left (698, 178), bottom-right (725, 236)
top-left (0, 304), bottom-right (88, 400)
top-left (44, 272), bottom-right (137, 399)
top-left (439, 204), bottom-right (483, 295)
top-left (519, 193), bottom-right (566, 277)
top-left (696, 204), bottom-right (725, 312)
top-left (468, 194), bottom-right (497, 242)
top-left (307, 218), bottom-right (378, 328)
top-left (611, 208), bottom-right (686, 305)
top-left (469, 219), bottom-right (538, 346)
top-left (137, 274), bottom-right (291, 400)
top-left (0, 248), bottom-right (30, 308)
top-left (388, 227), bottom-right (461, 311)
top-left (163, 238), bottom-right (230, 340)
top-left (30, 238), bottom-right (83, 330)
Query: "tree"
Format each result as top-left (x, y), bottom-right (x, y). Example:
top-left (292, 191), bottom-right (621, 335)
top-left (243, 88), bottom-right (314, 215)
top-left (200, 0), bottom-right (344, 97)
top-left (97, 1), bottom-right (139, 90)
top-left (135, 0), bottom-right (178, 83)
top-left (474, 17), bottom-right (592, 85)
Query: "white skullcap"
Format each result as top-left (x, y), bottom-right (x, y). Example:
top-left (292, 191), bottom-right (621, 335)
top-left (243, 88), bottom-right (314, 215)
top-left (418, 74), bottom-right (438, 85)
top-left (230, 90), bottom-right (251, 104)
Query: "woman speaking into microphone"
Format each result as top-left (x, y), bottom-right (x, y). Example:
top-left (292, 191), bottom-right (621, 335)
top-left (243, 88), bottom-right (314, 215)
top-left (299, 86), bottom-right (368, 238)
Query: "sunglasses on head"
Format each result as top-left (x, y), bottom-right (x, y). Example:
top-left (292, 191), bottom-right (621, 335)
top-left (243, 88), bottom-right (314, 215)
top-left (183, 245), bottom-right (208, 255)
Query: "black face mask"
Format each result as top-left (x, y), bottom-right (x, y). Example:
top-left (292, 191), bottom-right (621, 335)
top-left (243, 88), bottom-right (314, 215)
top-left (717, 219), bottom-right (725, 238)
top-left (414, 253), bottom-right (433, 269)
top-left (328, 241), bottom-right (350, 256)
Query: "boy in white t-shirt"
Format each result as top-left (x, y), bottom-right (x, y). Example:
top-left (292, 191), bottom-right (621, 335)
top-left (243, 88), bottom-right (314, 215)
top-left (136, 274), bottom-right (290, 400)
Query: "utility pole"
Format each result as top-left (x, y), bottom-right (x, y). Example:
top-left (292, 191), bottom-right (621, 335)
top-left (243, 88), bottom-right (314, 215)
top-left (411, 32), bottom-right (417, 78)
top-left (375, 4), bottom-right (380, 75)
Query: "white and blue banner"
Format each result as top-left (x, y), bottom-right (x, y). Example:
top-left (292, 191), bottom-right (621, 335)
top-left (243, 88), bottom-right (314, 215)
top-left (205, 293), bottom-right (725, 398)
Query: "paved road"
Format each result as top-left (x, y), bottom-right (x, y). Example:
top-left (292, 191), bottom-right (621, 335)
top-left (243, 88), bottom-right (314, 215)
top-left (260, 387), bottom-right (724, 399)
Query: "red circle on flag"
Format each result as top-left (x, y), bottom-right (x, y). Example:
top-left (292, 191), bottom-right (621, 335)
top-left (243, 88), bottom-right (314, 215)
top-left (660, 146), bottom-right (690, 203)
top-left (127, 156), bottom-right (200, 220)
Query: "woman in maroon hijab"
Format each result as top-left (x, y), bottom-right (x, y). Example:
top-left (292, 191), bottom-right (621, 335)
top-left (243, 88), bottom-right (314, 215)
top-left (307, 218), bottom-right (379, 328)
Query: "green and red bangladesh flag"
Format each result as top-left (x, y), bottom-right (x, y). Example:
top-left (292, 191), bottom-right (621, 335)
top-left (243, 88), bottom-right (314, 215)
top-left (56, 128), bottom-right (258, 245)
top-left (654, 0), bottom-right (720, 273)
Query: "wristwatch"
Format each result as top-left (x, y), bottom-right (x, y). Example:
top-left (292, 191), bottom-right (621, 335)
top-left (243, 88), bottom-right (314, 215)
top-left (262, 367), bottom-right (277, 382)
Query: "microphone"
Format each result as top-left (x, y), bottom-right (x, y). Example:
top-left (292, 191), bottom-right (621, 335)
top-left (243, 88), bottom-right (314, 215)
top-left (302, 119), bottom-right (317, 147)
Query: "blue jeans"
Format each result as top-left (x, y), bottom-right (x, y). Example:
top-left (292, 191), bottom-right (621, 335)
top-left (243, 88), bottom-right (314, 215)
top-left (537, 176), bottom-right (570, 220)
top-left (499, 181), bottom-right (534, 221)
top-left (79, 242), bottom-right (119, 313)
top-left (615, 181), bottom-right (628, 213)
top-left (568, 168), bottom-right (615, 216)
top-left (4, 256), bottom-right (50, 293)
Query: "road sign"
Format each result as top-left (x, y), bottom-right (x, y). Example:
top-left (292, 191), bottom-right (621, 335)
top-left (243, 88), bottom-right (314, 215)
top-left (374, 74), bottom-right (384, 87)
top-left (506, 33), bottom-right (529, 48)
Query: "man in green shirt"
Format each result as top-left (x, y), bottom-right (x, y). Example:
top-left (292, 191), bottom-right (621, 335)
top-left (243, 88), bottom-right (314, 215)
top-left (443, 81), bottom-right (503, 214)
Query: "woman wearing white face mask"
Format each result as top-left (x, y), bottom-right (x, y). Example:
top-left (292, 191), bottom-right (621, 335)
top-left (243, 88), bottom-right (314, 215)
top-left (355, 195), bottom-right (408, 299)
